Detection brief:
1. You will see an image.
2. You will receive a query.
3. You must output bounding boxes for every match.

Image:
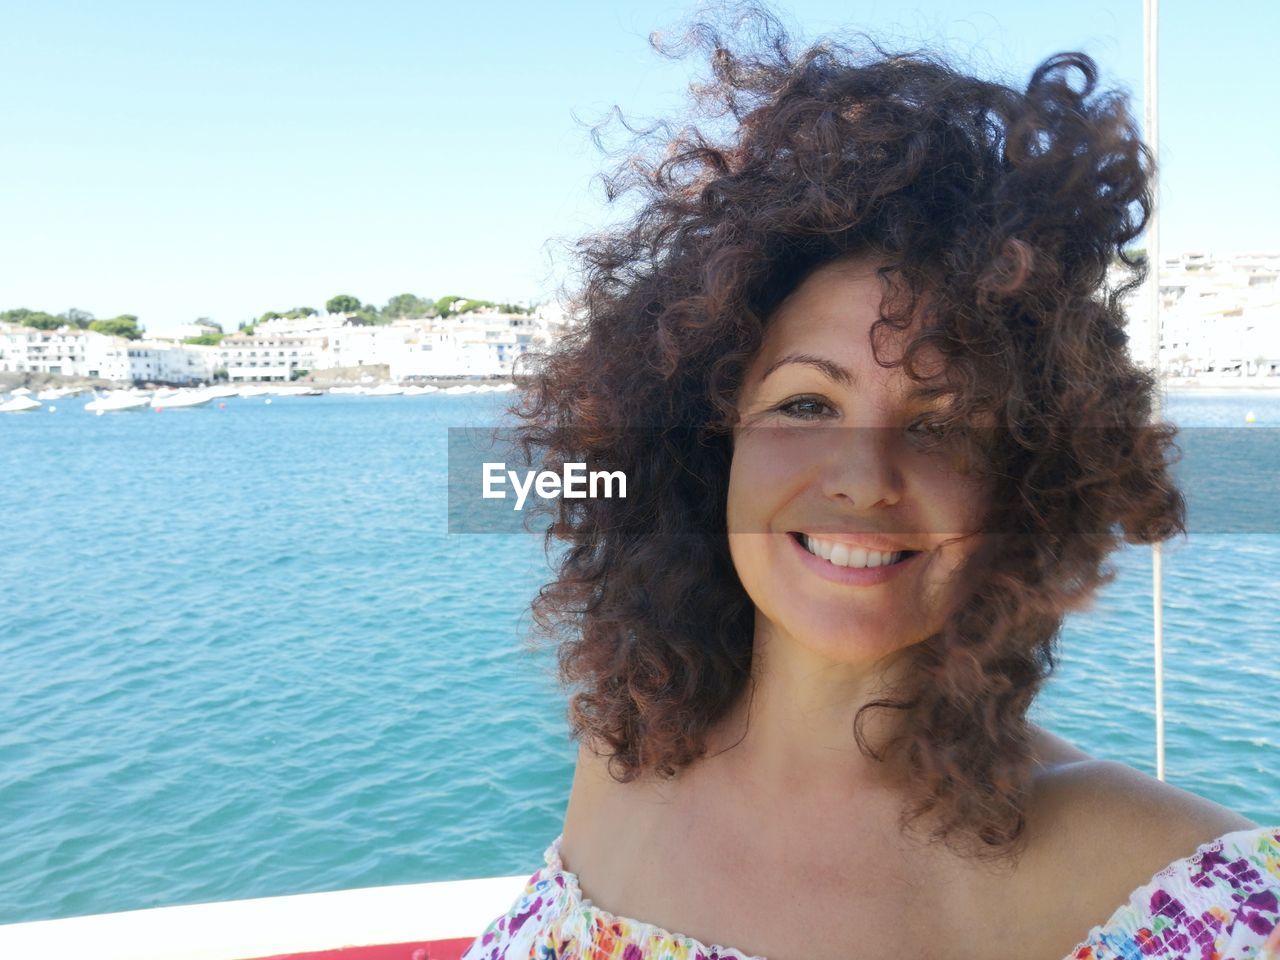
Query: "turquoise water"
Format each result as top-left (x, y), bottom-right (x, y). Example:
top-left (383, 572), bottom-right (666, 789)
top-left (0, 388), bottom-right (1277, 924)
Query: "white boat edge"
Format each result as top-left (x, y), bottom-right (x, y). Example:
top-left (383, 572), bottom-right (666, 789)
top-left (0, 872), bottom-right (529, 960)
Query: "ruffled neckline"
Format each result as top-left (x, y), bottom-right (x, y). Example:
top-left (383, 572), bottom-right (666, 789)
top-left (543, 826), bottom-right (1280, 960)
top-left (1065, 825), bottom-right (1280, 951)
top-left (543, 832), bottom-right (768, 960)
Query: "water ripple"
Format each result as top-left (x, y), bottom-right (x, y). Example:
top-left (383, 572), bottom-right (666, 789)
top-left (0, 390), bottom-right (1277, 922)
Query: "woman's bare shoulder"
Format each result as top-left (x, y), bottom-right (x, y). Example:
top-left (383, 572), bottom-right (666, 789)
top-left (1026, 725), bottom-right (1255, 841)
top-left (1036, 756), bottom-right (1257, 841)
top-left (986, 751), bottom-right (1258, 958)
top-left (1020, 753), bottom-right (1258, 933)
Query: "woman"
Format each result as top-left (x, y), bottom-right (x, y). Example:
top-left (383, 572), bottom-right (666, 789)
top-left (463, 12), bottom-right (1280, 960)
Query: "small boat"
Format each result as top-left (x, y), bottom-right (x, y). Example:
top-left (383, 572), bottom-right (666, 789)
top-left (85, 392), bottom-right (151, 413)
top-left (151, 389), bottom-right (215, 409)
top-left (0, 396), bottom-right (42, 413)
top-left (365, 383), bottom-right (404, 396)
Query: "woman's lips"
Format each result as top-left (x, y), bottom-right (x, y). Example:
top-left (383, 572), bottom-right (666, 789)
top-left (787, 531), bottom-right (922, 586)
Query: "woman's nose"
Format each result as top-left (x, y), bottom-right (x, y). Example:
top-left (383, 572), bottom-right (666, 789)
top-left (818, 425), bottom-right (902, 509)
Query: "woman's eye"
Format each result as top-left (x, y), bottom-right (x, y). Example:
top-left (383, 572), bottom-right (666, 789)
top-left (774, 397), bottom-right (835, 420)
top-left (907, 417), bottom-right (949, 444)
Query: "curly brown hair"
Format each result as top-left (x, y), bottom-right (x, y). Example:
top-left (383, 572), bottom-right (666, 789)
top-left (504, 9), bottom-right (1185, 863)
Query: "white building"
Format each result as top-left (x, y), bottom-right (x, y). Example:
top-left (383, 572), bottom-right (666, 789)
top-left (173, 320), bottom-right (223, 340)
top-left (388, 314), bottom-right (547, 379)
top-left (0, 323), bottom-right (88, 375)
top-left (324, 323), bottom-right (404, 369)
top-left (221, 332), bottom-right (327, 382)
top-left (254, 313), bottom-right (346, 337)
top-left (0, 306), bottom-right (558, 383)
top-left (83, 334), bottom-right (131, 382)
top-left (1120, 251), bottom-right (1280, 377)
top-left (0, 322), bottom-right (219, 384)
top-left (154, 340), bottom-right (221, 382)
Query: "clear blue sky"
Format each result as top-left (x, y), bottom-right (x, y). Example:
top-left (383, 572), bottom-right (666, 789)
top-left (2, 1), bottom-right (1275, 338)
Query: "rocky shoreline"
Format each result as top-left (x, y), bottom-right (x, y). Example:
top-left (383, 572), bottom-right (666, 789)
top-left (0, 368), bottom-right (515, 393)
top-left (5, 369), bottom-right (1278, 395)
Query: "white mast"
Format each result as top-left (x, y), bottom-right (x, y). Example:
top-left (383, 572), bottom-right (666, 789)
top-left (1143, 0), bottom-right (1166, 782)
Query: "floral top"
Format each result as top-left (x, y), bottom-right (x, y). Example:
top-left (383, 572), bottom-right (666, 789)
top-left (460, 826), bottom-right (1280, 960)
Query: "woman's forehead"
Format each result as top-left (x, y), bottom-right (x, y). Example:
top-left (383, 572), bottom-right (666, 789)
top-left (753, 270), bottom-right (945, 384)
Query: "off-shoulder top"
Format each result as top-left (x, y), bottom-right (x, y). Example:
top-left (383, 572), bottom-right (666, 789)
top-left (460, 826), bottom-right (1280, 960)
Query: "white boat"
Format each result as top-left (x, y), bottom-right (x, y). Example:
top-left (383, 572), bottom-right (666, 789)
top-left (10, 386), bottom-right (33, 397)
top-left (0, 396), bottom-right (42, 413)
top-left (238, 386), bottom-right (272, 398)
top-left (85, 392), bottom-right (151, 413)
top-left (328, 385), bottom-right (366, 395)
top-left (0, 874), bottom-right (525, 960)
top-left (402, 385), bottom-right (440, 395)
top-left (151, 389), bottom-right (215, 409)
top-left (203, 385), bottom-right (240, 400)
top-left (365, 383), bottom-right (404, 396)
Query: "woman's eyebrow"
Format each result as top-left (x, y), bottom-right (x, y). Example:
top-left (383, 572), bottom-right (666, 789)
top-left (759, 353), bottom-right (857, 387)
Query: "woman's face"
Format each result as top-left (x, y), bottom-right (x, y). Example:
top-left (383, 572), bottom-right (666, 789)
top-left (726, 257), bottom-right (991, 664)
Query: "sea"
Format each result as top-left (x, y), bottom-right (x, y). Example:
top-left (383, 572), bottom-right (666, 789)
top-left (0, 387), bottom-right (1277, 924)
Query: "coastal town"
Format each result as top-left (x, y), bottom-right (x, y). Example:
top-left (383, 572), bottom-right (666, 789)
top-left (1133, 250), bottom-right (1280, 381)
top-left (0, 298), bottom-right (567, 388)
top-left (0, 250), bottom-right (1278, 413)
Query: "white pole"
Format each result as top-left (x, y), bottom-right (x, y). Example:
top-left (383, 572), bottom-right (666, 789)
top-left (1143, 0), bottom-right (1166, 783)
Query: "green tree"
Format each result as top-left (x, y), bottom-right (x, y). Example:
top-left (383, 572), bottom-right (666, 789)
top-left (19, 312), bottom-right (63, 330)
top-left (195, 317), bottom-right (223, 333)
top-left (348, 304), bottom-right (383, 326)
top-left (89, 315), bottom-right (143, 339)
top-left (383, 293), bottom-right (434, 319)
top-left (434, 295), bottom-right (463, 318)
top-left (326, 294), bottom-right (362, 315)
top-left (64, 307), bottom-right (94, 328)
top-left (183, 333), bottom-right (225, 346)
top-left (259, 310), bottom-right (283, 323)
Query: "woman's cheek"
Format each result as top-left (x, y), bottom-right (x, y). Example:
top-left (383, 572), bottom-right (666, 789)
top-left (729, 428), bottom-right (827, 525)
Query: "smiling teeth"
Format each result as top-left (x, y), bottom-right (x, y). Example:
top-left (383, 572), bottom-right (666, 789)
top-left (801, 535), bottom-right (905, 569)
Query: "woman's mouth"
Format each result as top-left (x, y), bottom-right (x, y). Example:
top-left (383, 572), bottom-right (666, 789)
top-left (787, 532), bottom-right (922, 586)
top-left (790, 532), bottom-right (919, 568)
